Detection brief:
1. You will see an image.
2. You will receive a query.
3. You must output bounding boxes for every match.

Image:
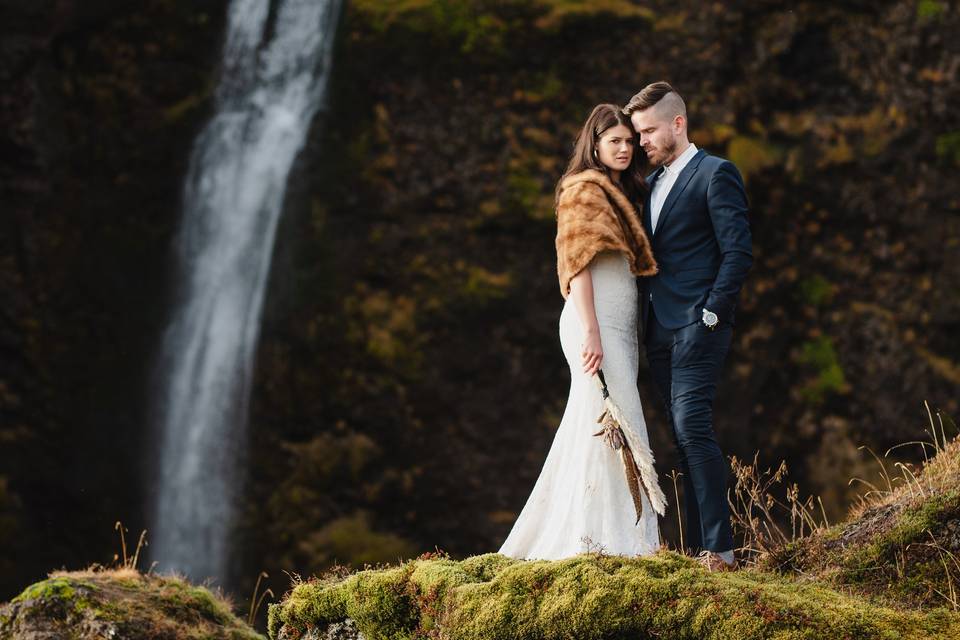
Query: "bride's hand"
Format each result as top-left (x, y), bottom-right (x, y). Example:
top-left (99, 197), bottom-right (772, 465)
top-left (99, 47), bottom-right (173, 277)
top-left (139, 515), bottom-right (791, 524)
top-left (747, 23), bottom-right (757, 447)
top-left (581, 328), bottom-right (603, 376)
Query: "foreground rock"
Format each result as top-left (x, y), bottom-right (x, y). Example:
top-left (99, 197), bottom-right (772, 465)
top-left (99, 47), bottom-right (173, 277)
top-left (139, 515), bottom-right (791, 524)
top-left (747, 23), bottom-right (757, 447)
top-left (0, 568), bottom-right (263, 640)
top-left (268, 434), bottom-right (960, 639)
top-left (267, 551), bottom-right (960, 640)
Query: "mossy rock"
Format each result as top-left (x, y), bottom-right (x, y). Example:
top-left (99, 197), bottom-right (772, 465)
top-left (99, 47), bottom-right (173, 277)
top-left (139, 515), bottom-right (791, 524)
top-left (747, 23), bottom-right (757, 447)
top-left (0, 568), bottom-right (264, 640)
top-left (268, 551), bottom-right (960, 639)
top-left (770, 438), bottom-right (960, 609)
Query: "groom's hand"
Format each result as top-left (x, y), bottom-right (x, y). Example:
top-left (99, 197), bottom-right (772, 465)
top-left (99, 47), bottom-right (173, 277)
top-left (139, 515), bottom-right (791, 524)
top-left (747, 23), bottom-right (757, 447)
top-left (705, 161), bottom-right (753, 322)
top-left (582, 328), bottom-right (603, 375)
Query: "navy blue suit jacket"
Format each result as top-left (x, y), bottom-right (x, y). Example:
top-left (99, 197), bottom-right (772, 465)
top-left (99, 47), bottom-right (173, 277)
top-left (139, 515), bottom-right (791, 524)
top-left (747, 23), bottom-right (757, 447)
top-left (640, 149), bottom-right (752, 330)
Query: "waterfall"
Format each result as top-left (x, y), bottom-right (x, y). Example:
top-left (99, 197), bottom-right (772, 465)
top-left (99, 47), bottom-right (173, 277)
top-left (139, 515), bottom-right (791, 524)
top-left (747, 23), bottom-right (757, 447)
top-left (149, 0), bottom-right (341, 582)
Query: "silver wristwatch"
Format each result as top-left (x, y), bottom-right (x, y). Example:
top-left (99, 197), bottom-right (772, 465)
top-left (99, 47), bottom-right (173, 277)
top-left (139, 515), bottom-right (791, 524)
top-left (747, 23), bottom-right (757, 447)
top-left (702, 308), bottom-right (719, 330)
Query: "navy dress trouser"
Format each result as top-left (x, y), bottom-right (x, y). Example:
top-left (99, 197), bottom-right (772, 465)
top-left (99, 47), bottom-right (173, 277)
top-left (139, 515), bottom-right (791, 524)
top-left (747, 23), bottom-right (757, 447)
top-left (644, 305), bottom-right (735, 553)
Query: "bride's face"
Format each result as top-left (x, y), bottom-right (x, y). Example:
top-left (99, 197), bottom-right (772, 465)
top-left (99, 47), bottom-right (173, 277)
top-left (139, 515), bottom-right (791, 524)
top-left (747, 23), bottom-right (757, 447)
top-left (596, 124), bottom-right (634, 173)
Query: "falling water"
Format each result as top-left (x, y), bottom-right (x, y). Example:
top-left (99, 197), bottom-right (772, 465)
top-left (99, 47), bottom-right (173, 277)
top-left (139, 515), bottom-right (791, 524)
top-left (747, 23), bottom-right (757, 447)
top-left (150, 0), bottom-right (341, 582)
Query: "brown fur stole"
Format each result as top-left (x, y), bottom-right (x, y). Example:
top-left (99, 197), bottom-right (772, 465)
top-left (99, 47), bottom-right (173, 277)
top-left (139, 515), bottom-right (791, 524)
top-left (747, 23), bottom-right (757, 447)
top-left (555, 169), bottom-right (657, 298)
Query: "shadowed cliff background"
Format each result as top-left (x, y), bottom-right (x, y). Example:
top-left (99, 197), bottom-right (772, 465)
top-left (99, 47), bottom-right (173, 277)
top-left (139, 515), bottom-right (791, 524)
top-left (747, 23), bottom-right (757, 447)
top-left (1, 0), bottom-right (958, 605)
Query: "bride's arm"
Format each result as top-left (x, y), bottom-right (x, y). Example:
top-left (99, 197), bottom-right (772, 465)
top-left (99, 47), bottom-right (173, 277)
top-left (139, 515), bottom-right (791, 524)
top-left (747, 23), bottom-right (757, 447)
top-left (569, 269), bottom-right (603, 376)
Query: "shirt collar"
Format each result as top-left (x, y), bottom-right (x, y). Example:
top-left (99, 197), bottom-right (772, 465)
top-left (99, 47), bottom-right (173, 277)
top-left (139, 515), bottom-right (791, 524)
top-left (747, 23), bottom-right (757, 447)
top-left (662, 143), bottom-right (698, 177)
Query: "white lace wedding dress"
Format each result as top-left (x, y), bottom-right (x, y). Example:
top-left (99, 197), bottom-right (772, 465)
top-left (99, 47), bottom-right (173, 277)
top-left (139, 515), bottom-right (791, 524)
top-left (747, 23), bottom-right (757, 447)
top-left (499, 251), bottom-right (661, 559)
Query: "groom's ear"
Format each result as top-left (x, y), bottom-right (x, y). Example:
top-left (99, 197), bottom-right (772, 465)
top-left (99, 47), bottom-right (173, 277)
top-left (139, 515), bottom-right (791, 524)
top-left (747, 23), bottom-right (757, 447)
top-left (672, 114), bottom-right (686, 135)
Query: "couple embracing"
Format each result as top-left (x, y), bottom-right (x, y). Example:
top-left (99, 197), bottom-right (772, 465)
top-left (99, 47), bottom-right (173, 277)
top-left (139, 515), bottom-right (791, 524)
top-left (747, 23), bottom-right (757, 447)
top-left (498, 82), bottom-right (753, 572)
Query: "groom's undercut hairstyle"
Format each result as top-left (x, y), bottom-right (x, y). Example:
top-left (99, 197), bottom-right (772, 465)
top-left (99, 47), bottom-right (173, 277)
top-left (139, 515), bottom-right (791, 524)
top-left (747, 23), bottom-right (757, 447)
top-left (623, 82), bottom-right (687, 122)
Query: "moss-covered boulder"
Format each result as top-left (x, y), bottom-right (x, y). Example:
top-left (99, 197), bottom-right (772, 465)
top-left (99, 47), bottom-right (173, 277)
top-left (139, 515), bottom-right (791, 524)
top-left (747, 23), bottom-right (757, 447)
top-left (267, 551), bottom-right (960, 640)
top-left (0, 568), bottom-right (264, 640)
top-left (268, 435), bottom-right (960, 639)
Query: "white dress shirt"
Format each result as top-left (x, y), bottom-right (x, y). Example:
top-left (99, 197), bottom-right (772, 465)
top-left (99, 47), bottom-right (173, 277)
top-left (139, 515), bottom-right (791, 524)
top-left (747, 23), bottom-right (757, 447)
top-left (649, 143), bottom-right (698, 234)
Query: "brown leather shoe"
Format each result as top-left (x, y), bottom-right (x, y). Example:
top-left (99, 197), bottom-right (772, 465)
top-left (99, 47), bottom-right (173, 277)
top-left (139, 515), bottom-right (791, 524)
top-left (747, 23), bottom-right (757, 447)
top-left (696, 550), bottom-right (739, 572)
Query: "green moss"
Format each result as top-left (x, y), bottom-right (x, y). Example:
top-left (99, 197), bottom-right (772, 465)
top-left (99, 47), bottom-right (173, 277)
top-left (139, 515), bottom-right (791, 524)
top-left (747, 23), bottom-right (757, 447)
top-left (877, 490), bottom-right (958, 549)
top-left (459, 553), bottom-right (519, 582)
top-left (3, 572), bottom-right (263, 639)
top-left (837, 490), bottom-right (960, 602)
top-left (935, 131), bottom-right (960, 166)
top-left (799, 275), bottom-right (833, 307)
top-left (347, 565), bottom-right (419, 638)
top-left (266, 603), bottom-right (283, 639)
top-left (185, 584), bottom-right (236, 625)
top-left (350, 0), bottom-right (510, 56)
top-left (11, 576), bottom-right (97, 610)
top-left (507, 171), bottom-right (546, 216)
top-left (799, 336), bottom-right (848, 403)
top-left (917, 0), bottom-right (945, 19)
top-left (270, 552), bottom-right (960, 639)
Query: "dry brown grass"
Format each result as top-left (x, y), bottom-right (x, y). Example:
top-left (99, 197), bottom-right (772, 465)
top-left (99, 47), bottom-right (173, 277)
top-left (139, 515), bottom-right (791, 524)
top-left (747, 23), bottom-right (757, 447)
top-left (727, 454), bottom-right (830, 566)
top-left (729, 404), bottom-right (958, 567)
top-left (732, 404), bottom-right (960, 610)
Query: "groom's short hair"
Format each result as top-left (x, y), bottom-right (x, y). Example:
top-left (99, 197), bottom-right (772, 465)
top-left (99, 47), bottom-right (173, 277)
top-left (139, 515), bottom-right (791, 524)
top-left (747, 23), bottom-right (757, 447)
top-left (622, 82), bottom-right (686, 120)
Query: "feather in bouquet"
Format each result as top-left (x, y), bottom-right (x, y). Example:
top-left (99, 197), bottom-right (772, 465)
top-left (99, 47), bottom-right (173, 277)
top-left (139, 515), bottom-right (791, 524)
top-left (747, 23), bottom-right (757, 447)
top-left (592, 369), bottom-right (667, 520)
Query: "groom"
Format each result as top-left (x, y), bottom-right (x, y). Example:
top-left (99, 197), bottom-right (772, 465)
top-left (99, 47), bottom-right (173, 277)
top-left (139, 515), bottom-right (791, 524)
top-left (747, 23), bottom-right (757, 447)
top-left (624, 82), bottom-right (752, 571)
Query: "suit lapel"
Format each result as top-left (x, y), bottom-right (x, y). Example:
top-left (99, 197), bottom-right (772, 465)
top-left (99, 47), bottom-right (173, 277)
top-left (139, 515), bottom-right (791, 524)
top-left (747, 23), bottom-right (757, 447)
top-left (643, 168), bottom-right (663, 240)
top-left (653, 149), bottom-right (706, 237)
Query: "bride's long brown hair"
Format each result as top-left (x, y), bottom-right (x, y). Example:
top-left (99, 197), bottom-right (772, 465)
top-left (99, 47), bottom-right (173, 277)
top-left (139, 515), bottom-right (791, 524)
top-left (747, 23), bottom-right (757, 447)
top-left (555, 104), bottom-right (648, 206)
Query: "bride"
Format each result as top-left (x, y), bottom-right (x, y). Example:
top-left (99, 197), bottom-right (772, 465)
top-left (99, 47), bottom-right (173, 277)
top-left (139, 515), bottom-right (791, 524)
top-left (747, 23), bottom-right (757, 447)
top-left (499, 104), bottom-right (664, 559)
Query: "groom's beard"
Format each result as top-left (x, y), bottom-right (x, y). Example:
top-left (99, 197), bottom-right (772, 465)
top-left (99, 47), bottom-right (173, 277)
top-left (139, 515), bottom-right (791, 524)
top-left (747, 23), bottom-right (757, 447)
top-left (649, 138), bottom-right (677, 166)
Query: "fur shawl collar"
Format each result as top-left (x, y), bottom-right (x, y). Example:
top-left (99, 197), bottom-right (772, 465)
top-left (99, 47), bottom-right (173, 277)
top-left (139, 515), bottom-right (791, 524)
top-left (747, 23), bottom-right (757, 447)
top-left (555, 169), bottom-right (657, 298)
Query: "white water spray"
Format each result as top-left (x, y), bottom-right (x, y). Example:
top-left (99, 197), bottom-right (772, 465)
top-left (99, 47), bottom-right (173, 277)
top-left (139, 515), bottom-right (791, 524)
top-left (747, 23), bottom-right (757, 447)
top-left (150, 0), bottom-right (341, 582)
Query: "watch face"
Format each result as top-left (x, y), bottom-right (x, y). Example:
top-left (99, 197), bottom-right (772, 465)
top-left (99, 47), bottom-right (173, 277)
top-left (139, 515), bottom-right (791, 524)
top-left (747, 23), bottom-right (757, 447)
top-left (703, 311), bottom-right (718, 325)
